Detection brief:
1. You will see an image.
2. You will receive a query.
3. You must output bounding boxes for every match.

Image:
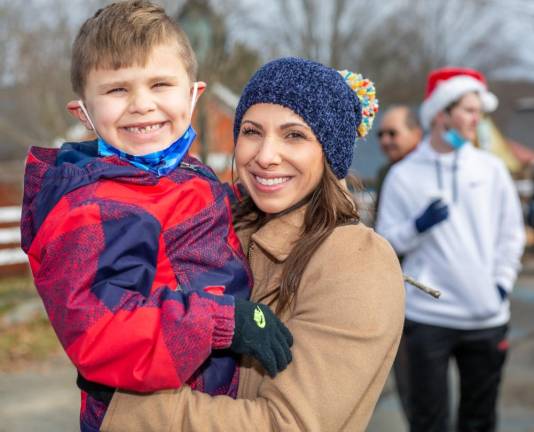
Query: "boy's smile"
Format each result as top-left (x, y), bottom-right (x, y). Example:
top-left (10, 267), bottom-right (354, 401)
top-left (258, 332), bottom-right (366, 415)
top-left (72, 42), bottom-right (204, 156)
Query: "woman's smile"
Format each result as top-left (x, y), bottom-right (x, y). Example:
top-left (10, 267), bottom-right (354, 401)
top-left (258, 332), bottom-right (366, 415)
top-left (252, 173), bottom-right (292, 192)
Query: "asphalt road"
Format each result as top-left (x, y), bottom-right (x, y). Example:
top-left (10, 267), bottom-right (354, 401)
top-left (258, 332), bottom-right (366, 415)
top-left (0, 355), bottom-right (79, 432)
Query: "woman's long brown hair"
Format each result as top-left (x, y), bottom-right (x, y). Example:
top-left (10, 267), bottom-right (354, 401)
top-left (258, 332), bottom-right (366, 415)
top-left (233, 160), bottom-right (361, 314)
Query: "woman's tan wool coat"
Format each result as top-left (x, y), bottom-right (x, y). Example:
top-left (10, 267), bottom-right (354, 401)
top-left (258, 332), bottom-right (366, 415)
top-left (102, 206), bottom-right (405, 432)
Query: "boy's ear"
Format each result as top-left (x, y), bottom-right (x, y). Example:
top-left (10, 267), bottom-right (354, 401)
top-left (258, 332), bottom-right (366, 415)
top-left (66, 100), bottom-right (93, 130)
top-left (192, 81), bottom-right (207, 103)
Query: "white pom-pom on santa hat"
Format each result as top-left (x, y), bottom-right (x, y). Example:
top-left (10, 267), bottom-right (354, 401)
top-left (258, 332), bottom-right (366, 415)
top-left (420, 67), bottom-right (498, 130)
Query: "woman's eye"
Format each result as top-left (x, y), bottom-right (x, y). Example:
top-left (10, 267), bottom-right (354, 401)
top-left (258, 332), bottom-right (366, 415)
top-left (241, 127), bottom-right (260, 136)
top-left (286, 131), bottom-right (306, 140)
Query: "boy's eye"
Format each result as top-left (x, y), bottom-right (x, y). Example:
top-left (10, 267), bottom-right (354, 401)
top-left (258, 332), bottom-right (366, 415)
top-left (153, 82), bottom-right (171, 88)
top-left (107, 87), bottom-right (126, 94)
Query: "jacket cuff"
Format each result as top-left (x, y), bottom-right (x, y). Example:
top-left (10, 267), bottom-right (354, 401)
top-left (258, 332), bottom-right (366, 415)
top-left (211, 300), bottom-right (236, 349)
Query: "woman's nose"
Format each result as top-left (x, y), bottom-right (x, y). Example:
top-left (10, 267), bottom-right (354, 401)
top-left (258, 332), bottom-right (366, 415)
top-left (255, 136), bottom-right (282, 168)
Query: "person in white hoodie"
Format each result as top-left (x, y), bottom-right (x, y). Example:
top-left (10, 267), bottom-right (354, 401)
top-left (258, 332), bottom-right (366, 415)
top-left (376, 67), bottom-right (525, 432)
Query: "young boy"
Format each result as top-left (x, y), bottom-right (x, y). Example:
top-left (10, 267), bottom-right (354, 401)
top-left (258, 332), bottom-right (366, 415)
top-left (20, 1), bottom-right (292, 431)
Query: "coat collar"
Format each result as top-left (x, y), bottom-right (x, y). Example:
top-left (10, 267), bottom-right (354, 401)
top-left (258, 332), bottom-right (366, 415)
top-left (250, 206), bottom-right (305, 262)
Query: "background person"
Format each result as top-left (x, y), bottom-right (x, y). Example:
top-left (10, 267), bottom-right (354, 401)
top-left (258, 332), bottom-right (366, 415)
top-left (375, 105), bottom-right (422, 213)
top-left (376, 67), bottom-right (525, 432)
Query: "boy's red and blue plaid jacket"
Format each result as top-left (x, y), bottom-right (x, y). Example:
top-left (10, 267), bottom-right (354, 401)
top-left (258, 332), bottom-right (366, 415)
top-left (20, 141), bottom-right (252, 431)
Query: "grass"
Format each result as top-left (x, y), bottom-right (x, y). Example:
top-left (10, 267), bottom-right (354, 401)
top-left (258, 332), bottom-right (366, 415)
top-left (0, 274), bottom-right (37, 322)
top-left (0, 274), bottom-right (61, 371)
top-left (0, 317), bottom-right (62, 371)
top-left (0, 274), bottom-right (36, 310)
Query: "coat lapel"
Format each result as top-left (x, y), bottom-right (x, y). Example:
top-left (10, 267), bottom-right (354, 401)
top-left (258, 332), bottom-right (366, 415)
top-left (250, 206), bottom-right (305, 262)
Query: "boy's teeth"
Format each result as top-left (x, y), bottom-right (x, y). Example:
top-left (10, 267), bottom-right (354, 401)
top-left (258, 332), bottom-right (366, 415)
top-left (125, 123), bottom-right (163, 133)
top-left (255, 176), bottom-right (289, 186)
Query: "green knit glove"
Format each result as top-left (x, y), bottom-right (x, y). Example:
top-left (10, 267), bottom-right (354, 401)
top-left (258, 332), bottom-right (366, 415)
top-left (230, 299), bottom-right (293, 377)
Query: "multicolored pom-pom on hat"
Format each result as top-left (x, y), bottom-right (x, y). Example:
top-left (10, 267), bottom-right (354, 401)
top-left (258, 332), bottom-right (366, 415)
top-left (234, 57), bottom-right (379, 179)
top-left (338, 70), bottom-right (379, 138)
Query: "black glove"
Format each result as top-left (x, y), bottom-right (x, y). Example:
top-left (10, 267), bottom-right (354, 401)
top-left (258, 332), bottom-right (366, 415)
top-left (230, 299), bottom-right (293, 377)
top-left (415, 198), bottom-right (449, 233)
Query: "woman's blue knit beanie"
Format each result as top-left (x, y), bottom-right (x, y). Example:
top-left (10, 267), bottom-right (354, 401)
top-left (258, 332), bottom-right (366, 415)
top-left (234, 57), bottom-right (367, 179)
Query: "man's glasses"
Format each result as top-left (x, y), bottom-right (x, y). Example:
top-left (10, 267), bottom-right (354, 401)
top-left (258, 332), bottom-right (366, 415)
top-left (377, 129), bottom-right (398, 139)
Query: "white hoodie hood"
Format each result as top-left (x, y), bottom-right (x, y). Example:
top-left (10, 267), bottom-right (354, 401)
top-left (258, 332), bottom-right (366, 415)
top-left (376, 138), bottom-right (525, 329)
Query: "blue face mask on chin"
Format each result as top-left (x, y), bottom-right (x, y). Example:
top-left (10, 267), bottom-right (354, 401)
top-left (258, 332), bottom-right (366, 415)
top-left (97, 126), bottom-right (197, 177)
top-left (442, 128), bottom-right (468, 150)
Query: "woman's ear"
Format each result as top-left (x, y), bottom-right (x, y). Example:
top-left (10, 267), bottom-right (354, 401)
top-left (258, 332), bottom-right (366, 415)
top-left (66, 100), bottom-right (93, 130)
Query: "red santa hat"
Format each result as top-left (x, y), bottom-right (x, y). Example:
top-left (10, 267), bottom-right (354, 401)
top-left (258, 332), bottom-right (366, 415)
top-left (419, 67), bottom-right (498, 129)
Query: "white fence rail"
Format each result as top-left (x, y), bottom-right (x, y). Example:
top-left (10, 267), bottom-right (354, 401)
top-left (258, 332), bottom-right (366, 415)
top-left (0, 206), bottom-right (22, 223)
top-left (0, 206), bottom-right (26, 267)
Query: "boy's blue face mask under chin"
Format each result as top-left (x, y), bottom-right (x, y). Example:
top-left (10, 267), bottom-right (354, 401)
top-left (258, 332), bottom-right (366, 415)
top-left (442, 128), bottom-right (468, 150)
top-left (78, 82), bottom-right (199, 176)
top-left (97, 126), bottom-right (196, 176)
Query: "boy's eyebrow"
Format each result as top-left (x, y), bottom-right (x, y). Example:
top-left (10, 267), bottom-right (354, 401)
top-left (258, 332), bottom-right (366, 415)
top-left (149, 75), bottom-right (179, 83)
top-left (97, 80), bottom-right (130, 91)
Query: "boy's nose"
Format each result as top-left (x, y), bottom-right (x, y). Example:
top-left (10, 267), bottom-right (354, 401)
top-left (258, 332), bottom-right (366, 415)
top-left (128, 91), bottom-right (156, 114)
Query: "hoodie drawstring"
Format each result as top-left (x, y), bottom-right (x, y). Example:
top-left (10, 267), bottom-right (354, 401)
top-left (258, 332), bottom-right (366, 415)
top-left (452, 151), bottom-right (459, 203)
top-left (435, 151), bottom-right (460, 203)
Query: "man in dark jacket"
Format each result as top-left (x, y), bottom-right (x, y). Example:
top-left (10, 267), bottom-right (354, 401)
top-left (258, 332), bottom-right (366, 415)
top-left (375, 106), bottom-right (422, 215)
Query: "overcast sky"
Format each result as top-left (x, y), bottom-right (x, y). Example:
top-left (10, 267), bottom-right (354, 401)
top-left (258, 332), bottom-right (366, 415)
top-left (2, 0), bottom-right (534, 82)
top-left (219, 0), bottom-right (534, 81)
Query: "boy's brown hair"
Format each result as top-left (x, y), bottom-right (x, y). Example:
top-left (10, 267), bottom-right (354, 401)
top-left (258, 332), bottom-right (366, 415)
top-left (71, 0), bottom-right (197, 97)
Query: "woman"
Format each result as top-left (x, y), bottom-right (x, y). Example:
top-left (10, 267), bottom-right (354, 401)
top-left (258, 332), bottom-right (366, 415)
top-left (101, 57), bottom-right (404, 432)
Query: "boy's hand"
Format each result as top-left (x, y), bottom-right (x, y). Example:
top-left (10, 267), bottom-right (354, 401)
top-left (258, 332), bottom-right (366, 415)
top-left (230, 299), bottom-right (293, 377)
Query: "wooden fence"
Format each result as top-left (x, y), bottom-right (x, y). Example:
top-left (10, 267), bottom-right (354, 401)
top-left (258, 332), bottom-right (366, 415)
top-left (0, 205), bottom-right (27, 276)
